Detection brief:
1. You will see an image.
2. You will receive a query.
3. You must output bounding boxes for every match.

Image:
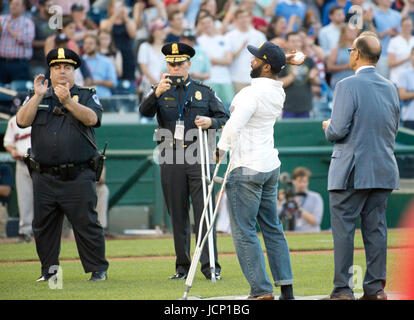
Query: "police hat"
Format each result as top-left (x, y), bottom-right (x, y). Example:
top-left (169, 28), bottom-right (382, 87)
top-left (247, 41), bottom-right (286, 74)
top-left (161, 42), bottom-right (195, 63)
top-left (46, 47), bottom-right (81, 69)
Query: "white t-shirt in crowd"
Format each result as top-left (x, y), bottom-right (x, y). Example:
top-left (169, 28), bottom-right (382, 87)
top-left (197, 34), bottom-right (232, 84)
top-left (225, 27), bottom-right (267, 84)
top-left (137, 42), bottom-right (164, 84)
top-left (387, 35), bottom-right (414, 84)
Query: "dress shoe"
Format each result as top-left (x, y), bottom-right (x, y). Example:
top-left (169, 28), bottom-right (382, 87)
top-left (322, 293), bottom-right (355, 300)
top-left (205, 272), bottom-right (222, 281)
top-left (88, 271), bottom-right (107, 281)
top-left (169, 273), bottom-right (187, 280)
top-left (359, 291), bottom-right (387, 300)
top-left (36, 273), bottom-right (57, 282)
top-left (247, 293), bottom-right (275, 300)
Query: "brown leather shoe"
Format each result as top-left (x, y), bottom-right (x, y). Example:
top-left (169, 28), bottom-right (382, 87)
top-left (247, 293), bottom-right (275, 300)
top-left (322, 293), bottom-right (355, 300)
top-left (359, 291), bottom-right (387, 300)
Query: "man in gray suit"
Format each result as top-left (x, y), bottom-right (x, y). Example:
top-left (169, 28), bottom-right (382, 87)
top-left (322, 32), bottom-right (400, 300)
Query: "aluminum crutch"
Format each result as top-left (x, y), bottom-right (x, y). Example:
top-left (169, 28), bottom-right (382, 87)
top-left (197, 125), bottom-right (216, 283)
top-left (181, 151), bottom-right (232, 300)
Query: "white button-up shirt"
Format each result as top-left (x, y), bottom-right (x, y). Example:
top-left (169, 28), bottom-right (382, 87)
top-left (218, 77), bottom-right (285, 173)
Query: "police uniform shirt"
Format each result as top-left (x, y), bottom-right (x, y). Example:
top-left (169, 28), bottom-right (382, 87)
top-left (140, 77), bottom-right (228, 145)
top-left (19, 85), bottom-right (103, 166)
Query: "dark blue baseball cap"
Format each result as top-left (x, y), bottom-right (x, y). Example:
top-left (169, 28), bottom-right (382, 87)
top-left (247, 41), bottom-right (286, 74)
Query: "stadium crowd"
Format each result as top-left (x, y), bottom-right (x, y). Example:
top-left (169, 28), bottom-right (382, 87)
top-left (0, 0), bottom-right (414, 128)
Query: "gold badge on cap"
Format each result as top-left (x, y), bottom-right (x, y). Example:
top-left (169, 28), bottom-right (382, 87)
top-left (58, 48), bottom-right (65, 59)
top-left (72, 95), bottom-right (79, 102)
top-left (195, 91), bottom-right (202, 100)
top-left (172, 43), bottom-right (179, 54)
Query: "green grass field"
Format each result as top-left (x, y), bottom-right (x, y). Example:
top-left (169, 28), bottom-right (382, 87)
top-left (0, 230), bottom-right (407, 300)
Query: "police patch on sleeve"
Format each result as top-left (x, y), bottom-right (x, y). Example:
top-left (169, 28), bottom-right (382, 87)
top-left (92, 94), bottom-right (101, 106)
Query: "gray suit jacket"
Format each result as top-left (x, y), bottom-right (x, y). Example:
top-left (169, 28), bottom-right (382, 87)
top-left (325, 67), bottom-right (400, 191)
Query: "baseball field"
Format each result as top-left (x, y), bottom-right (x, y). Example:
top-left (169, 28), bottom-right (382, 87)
top-left (0, 229), bottom-right (409, 300)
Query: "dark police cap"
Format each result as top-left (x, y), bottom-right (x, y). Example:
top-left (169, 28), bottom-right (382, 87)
top-left (247, 41), bottom-right (286, 73)
top-left (161, 42), bottom-right (195, 63)
top-left (46, 47), bottom-right (81, 69)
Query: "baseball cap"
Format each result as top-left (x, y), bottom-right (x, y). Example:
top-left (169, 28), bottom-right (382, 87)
top-left (164, 0), bottom-right (180, 7)
top-left (181, 29), bottom-right (196, 41)
top-left (55, 33), bottom-right (69, 44)
top-left (247, 41), bottom-right (286, 74)
top-left (71, 3), bottom-right (85, 11)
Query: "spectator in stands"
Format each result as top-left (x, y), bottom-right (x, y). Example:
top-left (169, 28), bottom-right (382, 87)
top-left (361, 2), bottom-right (377, 33)
top-left (240, 0), bottom-right (268, 33)
top-left (182, 0), bottom-right (203, 28)
top-left (318, 5), bottom-right (345, 56)
top-left (326, 24), bottom-right (358, 91)
top-left (397, 47), bottom-right (414, 129)
top-left (70, 3), bottom-right (98, 48)
top-left (165, 9), bottom-right (185, 43)
top-left (180, 28), bottom-right (211, 81)
top-left (273, 0), bottom-right (307, 32)
top-left (197, 12), bottom-right (234, 111)
top-left (0, 164), bottom-right (14, 239)
top-left (137, 19), bottom-right (167, 96)
top-left (52, 0), bottom-right (90, 16)
top-left (133, 0), bottom-right (167, 40)
top-left (3, 115), bottom-right (33, 243)
top-left (44, 15), bottom-right (80, 56)
top-left (322, 0), bottom-right (352, 26)
top-left (31, 0), bottom-right (55, 77)
top-left (401, 0), bottom-right (414, 27)
top-left (196, 5), bottom-right (225, 35)
top-left (100, 0), bottom-right (137, 81)
top-left (266, 15), bottom-right (289, 49)
top-left (278, 167), bottom-right (324, 232)
top-left (279, 31), bottom-right (320, 118)
top-left (388, 17), bottom-right (414, 84)
top-left (225, 8), bottom-right (267, 93)
top-left (98, 29), bottom-right (123, 78)
top-left (82, 33), bottom-right (118, 99)
top-left (374, 0), bottom-right (402, 78)
top-left (253, 0), bottom-right (277, 19)
top-left (0, 0), bottom-right (35, 84)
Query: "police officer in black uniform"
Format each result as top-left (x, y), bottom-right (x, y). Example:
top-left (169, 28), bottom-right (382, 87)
top-left (140, 42), bottom-right (229, 280)
top-left (16, 48), bottom-right (109, 282)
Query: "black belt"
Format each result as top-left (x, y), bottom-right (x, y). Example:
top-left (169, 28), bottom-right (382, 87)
top-left (28, 158), bottom-right (91, 181)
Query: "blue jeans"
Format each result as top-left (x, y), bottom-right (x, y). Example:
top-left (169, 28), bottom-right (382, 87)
top-left (225, 166), bottom-right (293, 296)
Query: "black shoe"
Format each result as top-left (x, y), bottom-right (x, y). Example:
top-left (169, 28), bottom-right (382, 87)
top-left (169, 273), bottom-right (187, 280)
top-left (205, 272), bottom-right (222, 281)
top-left (88, 271), bottom-right (107, 281)
top-left (36, 273), bottom-right (57, 282)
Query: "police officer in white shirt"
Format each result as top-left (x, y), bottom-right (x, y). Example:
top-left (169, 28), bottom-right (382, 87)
top-left (217, 41), bottom-right (304, 300)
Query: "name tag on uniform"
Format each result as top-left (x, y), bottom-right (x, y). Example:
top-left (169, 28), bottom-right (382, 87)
top-left (38, 104), bottom-right (49, 109)
top-left (174, 120), bottom-right (184, 140)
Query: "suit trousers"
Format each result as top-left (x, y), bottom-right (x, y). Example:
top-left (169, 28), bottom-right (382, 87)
top-left (329, 172), bottom-right (392, 296)
top-left (160, 162), bottom-right (221, 276)
top-left (31, 168), bottom-right (109, 276)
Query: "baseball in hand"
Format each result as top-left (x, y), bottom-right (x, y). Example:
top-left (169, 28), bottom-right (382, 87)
top-left (293, 51), bottom-right (305, 64)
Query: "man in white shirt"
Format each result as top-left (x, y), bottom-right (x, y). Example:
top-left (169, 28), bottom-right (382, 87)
top-left (225, 8), bottom-right (267, 93)
top-left (3, 115), bottom-right (33, 242)
top-left (217, 41), bottom-right (303, 300)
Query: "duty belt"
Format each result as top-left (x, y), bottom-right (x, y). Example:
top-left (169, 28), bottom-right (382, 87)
top-left (27, 158), bottom-right (90, 181)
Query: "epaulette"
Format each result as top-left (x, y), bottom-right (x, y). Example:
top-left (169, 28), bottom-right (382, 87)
top-left (79, 86), bottom-right (96, 94)
top-left (193, 80), bottom-right (213, 91)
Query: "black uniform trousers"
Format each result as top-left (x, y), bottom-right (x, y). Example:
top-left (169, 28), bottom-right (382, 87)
top-left (31, 168), bottom-right (109, 276)
top-left (160, 159), bottom-right (221, 276)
